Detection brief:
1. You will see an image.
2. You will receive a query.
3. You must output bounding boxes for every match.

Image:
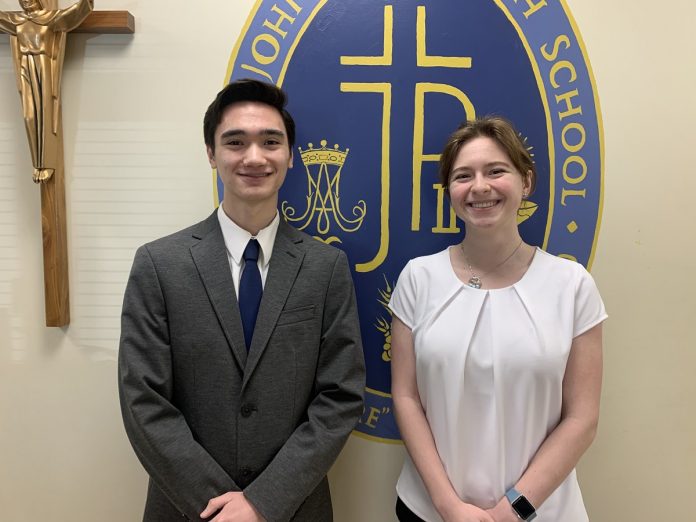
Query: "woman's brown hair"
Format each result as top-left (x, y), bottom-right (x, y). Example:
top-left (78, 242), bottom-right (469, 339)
top-left (439, 116), bottom-right (536, 194)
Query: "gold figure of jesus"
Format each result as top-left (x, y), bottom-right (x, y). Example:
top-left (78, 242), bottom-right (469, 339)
top-left (0, 0), bottom-right (93, 183)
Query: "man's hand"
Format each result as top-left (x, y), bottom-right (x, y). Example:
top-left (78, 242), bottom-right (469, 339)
top-left (200, 492), bottom-right (266, 522)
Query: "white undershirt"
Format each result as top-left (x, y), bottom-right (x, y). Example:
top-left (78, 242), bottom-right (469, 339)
top-left (216, 205), bottom-right (279, 296)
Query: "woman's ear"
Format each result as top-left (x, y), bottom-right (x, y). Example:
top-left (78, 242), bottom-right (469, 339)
top-left (523, 170), bottom-right (533, 195)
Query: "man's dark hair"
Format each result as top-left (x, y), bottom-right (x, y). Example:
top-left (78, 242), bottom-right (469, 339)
top-left (203, 78), bottom-right (296, 152)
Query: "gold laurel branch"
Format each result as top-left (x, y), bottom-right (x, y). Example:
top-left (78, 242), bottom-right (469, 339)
top-left (375, 316), bottom-right (392, 362)
top-left (375, 316), bottom-right (390, 333)
top-left (377, 274), bottom-right (394, 311)
top-left (374, 274), bottom-right (395, 362)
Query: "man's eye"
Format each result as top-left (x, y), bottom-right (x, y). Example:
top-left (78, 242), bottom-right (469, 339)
top-left (490, 168), bottom-right (506, 176)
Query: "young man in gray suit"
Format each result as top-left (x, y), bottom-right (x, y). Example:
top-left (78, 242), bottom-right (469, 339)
top-left (119, 79), bottom-right (365, 522)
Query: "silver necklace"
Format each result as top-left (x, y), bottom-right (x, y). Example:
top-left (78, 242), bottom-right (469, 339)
top-left (459, 239), bottom-right (524, 289)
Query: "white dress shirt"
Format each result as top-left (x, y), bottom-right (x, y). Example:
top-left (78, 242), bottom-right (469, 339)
top-left (217, 205), bottom-right (280, 296)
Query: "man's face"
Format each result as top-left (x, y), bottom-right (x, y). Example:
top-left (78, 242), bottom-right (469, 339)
top-left (207, 101), bottom-right (293, 211)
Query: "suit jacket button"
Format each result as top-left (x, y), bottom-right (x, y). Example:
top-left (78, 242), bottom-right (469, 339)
top-left (240, 466), bottom-right (252, 477)
top-left (241, 403), bottom-right (255, 417)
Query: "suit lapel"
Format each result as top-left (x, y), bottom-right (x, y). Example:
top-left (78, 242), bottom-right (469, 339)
top-left (243, 221), bottom-right (305, 386)
top-left (190, 212), bottom-right (248, 370)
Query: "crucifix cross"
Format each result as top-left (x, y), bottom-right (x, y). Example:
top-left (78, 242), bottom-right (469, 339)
top-left (1, 3), bottom-right (135, 327)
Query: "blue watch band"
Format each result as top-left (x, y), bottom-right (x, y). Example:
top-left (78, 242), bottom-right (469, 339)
top-left (505, 487), bottom-right (521, 504)
top-left (505, 487), bottom-right (537, 521)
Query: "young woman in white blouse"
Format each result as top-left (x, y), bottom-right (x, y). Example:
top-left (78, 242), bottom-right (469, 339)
top-left (389, 117), bottom-right (607, 522)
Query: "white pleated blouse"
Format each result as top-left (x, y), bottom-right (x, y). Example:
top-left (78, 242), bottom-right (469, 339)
top-left (389, 247), bottom-right (607, 522)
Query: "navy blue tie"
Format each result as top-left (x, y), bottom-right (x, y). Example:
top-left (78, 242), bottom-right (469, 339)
top-left (239, 239), bottom-right (262, 350)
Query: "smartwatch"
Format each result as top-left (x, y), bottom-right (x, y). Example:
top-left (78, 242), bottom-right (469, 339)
top-left (505, 487), bottom-right (537, 521)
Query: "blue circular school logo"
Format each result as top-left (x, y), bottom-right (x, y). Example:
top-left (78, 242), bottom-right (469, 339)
top-left (216, 0), bottom-right (603, 443)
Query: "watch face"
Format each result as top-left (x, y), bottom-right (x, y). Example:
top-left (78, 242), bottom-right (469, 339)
top-left (512, 496), bottom-right (536, 519)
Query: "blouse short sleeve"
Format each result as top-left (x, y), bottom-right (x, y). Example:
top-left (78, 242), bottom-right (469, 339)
top-left (389, 260), bottom-right (417, 329)
top-left (573, 266), bottom-right (608, 338)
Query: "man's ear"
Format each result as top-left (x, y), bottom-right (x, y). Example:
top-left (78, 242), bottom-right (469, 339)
top-left (206, 146), bottom-right (216, 169)
top-left (288, 149), bottom-right (293, 169)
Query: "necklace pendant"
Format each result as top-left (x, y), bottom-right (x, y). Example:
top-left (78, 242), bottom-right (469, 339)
top-left (467, 276), bottom-right (482, 289)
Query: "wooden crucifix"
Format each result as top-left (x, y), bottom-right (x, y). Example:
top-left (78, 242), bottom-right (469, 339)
top-left (0, 1), bottom-right (134, 327)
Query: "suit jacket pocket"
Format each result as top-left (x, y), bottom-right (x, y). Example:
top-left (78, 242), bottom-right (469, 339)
top-left (276, 304), bottom-right (315, 326)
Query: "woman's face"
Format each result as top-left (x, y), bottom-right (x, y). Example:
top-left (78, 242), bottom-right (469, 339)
top-left (19, 0), bottom-right (44, 12)
top-left (448, 136), bottom-right (531, 232)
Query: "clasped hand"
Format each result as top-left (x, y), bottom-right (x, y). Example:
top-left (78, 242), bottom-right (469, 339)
top-left (441, 500), bottom-right (495, 522)
top-left (200, 491), bottom-right (266, 522)
top-left (442, 497), bottom-right (519, 522)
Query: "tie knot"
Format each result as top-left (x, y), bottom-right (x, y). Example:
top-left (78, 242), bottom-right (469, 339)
top-left (243, 239), bottom-right (260, 263)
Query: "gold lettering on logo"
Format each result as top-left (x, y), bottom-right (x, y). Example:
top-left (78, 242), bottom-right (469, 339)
top-left (339, 83), bottom-right (392, 273)
top-left (541, 33), bottom-right (597, 237)
top-left (240, 63), bottom-right (274, 81)
top-left (560, 188), bottom-right (586, 206)
top-left (365, 407), bottom-right (381, 428)
top-left (239, 0), bottom-right (304, 83)
top-left (359, 405), bottom-right (392, 429)
top-left (431, 184), bottom-right (460, 233)
top-left (513, 0), bottom-right (548, 19)
top-left (412, 83), bottom-right (475, 231)
top-left (549, 60), bottom-right (577, 88)
top-left (555, 89), bottom-right (583, 120)
top-left (251, 33), bottom-right (281, 65)
top-left (561, 122), bottom-right (586, 153)
top-left (540, 34), bottom-right (570, 62)
top-left (262, 4), bottom-right (298, 39)
top-left (541, 36), bottom-right (583, 120)
top-left (562, 156), bottom-right (587, 184)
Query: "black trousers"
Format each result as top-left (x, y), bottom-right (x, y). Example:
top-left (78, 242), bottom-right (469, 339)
top-left (396, 497), bottom-right (426, 522)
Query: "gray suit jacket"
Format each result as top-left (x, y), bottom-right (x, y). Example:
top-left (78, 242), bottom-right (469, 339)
top-left (118, 212), bottom-right (365, 521)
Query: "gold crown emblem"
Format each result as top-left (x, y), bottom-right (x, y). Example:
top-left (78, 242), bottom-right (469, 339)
top-left (298, 140), bottom-right (349, 167)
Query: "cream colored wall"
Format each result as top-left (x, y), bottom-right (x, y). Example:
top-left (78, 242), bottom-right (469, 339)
top-left (563, 1), bottom-right (696, 518)
top-left (0, 1), bottom-right (693, 520)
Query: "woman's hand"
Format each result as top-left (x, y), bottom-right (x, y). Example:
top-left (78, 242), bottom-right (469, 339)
top-left (485, 497), bottom-right (518, 522)
top-left (440, 500), bottom-right (495, 522)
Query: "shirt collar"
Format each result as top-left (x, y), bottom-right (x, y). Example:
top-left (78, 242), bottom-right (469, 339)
top-left (217, 206), bottom-right (280, 268)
